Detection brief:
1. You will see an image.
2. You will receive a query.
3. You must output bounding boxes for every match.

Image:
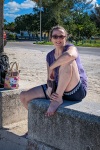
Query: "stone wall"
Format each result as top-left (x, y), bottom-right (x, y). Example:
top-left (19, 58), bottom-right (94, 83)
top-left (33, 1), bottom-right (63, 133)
top-left (28, 99), bottom-right (100, 150)
top-left (0, 90), bottom-right (100, 150)
top-left (0, 89), bottom-right (27, 127)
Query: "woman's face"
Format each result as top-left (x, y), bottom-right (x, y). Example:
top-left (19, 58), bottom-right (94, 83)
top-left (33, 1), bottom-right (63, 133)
top-left (51, 29), bottom-right (67, 48)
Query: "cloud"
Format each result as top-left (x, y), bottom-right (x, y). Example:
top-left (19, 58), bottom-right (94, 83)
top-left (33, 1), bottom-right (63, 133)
top-left (4, 0), bottom-right (36, 14)
top-left (86, 0), bottom-right (97, 5)
top-left (4, 13), bottom-right (20, 18)
top-left (86, 0), bottom-right (99, 9)
top-left (91, 0), bottom-right (97, 4)
top-left (4, 1), bottom-right (20, 13)
top-left (4, 0), bottom-right (36, 21)
top-left (20, 0), bottom-right (36, 9)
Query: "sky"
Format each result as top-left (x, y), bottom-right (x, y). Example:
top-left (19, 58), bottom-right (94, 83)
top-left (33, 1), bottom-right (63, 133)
top-left (4, 0), bottom-right (100, 23)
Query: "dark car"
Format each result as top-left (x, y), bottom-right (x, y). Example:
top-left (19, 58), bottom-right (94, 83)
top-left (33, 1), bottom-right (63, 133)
top-left (3, 31), bottom-right (7, 46)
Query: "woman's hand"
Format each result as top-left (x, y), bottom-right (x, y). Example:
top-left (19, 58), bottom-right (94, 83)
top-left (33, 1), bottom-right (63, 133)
top-left (47, 80), bottom-right (56, 97)
top-left (50, 92), bottom-right (63, 103)
top-left (46, 87), bottom-right (52, 98)
top-left (49, 68), bottom-right (55, 81)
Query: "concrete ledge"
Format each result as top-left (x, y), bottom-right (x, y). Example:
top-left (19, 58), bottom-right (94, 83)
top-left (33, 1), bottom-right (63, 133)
top-left (0, 89), bottom-right (27, 127)
top-left (28, 99), bottom-right (100, 150)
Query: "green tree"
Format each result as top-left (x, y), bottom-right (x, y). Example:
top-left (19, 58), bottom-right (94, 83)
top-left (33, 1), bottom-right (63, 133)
top-left (33, 0), bottom-right (97, 38)
top-left (90, 4), bottom-right (100, 34)
top-left (14, 0), bottom-right (97, 39)
top-left (4, 22), bottom-right (15, 32)
top-left (33, 0), bottom-right (74, 33)
top-left (15, 13), bottom-right (39, 33)
top-left (65, 0), bottom-right (97, 39)
top-left (69, 12), bottom-right (97, 39)
top-left (83, 21), bottom-right (97, 38)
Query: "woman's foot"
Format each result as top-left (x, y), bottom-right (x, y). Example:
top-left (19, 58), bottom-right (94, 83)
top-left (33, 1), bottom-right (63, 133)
top-left (45, 101), bottom-right (63, 117)
top-left (45, 93), bottom-right (63, 117)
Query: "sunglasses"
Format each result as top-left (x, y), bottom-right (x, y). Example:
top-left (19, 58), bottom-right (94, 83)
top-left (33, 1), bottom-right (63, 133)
top-left (52, 35), bottom-right (66, 39)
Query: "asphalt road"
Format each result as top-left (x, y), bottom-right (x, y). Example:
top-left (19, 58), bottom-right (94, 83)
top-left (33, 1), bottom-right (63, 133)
top-left (5, 41), bottom-right (100, 56)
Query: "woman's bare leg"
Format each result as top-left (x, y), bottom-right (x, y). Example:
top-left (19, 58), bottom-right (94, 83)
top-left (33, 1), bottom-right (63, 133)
top-left (45, 61), bottom-right (80, 116)
top-left (20, 85), bottom-right (45, 110)
top-left (57, 60), bottom-right (80, 94)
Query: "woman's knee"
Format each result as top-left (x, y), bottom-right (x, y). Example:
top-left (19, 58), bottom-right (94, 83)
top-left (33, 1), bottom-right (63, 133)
top-left (20, 91), bottom-right (27, 102)
top-left (59, 63), bottom-right (72, 75)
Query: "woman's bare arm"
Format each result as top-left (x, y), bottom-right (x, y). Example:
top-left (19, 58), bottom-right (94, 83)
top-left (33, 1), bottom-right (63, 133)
top-left (47, 62), bottom-right (49, 81)
top-left (47, 62), bottom-right (54, 87)
top-left (50, 46), bottom-right (78, 70)
top-left (46, 62), bottom-right (56, 97)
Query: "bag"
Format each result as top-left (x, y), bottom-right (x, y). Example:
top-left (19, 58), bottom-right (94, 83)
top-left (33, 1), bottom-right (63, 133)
top-left (0, 54), bottom-right (9, 88)
top-left (4, 62), bottom-right (20, 89)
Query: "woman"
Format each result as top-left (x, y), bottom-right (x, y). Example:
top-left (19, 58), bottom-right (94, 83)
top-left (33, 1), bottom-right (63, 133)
top-left (20, 25), bottom-right (87, 117)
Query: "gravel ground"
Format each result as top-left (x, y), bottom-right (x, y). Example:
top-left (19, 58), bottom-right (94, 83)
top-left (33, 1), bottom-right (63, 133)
top-left (5, 47), bottom-right (100, 103)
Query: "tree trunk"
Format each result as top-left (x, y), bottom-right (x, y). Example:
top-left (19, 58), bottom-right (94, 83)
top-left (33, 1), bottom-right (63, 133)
top-left (0, 0), bottom-right (4, 53)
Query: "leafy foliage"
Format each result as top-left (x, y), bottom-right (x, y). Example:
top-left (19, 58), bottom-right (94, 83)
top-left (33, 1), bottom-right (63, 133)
top-left (4, 0), bottom-right (100, 39)
top-left (90, 4), bottom-right (100, 34)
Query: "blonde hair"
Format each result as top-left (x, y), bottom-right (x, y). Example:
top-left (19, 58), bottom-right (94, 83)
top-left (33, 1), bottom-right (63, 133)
top-left (49, 25), bottom-right (68, 40)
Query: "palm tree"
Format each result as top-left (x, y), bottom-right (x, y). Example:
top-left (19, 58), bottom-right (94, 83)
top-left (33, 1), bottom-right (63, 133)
top-left (0, 0), bottom-right (4, 53)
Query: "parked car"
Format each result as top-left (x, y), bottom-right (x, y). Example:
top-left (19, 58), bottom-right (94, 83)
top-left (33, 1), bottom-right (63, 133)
top-left (3, 31), bottom-right (7, 46)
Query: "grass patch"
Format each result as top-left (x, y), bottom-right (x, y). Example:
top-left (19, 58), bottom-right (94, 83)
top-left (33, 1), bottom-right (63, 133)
top-left (74, 39), bottom-right (100, 47)
top-left (33, 41), bottom-right (53, 45)
top-left (35, 39), bottom-right (100, 47)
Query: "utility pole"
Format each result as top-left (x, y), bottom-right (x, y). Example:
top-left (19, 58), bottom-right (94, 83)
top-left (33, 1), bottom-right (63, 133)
top-left (39, 0), bottom-right (42, 41)
top-left (34, 0), bottom-right (42, 41)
